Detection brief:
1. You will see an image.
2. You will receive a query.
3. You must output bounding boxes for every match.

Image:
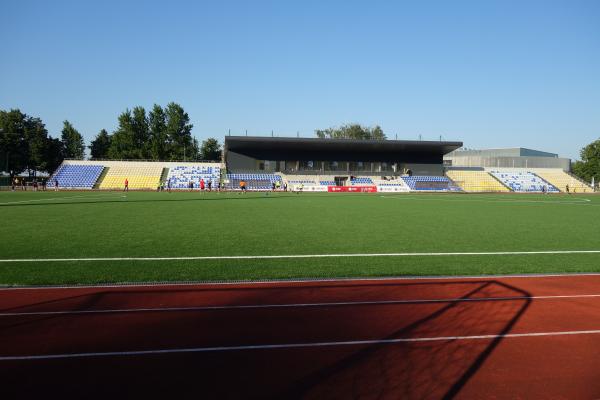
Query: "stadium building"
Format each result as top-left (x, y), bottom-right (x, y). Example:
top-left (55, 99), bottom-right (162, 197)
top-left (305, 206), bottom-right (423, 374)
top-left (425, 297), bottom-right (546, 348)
top-left (224, 136), bottom-right (462, 191)
top-left (37, 136), bottom-right (594, 194)
top-left (224, 136), bottom-right (462, 175)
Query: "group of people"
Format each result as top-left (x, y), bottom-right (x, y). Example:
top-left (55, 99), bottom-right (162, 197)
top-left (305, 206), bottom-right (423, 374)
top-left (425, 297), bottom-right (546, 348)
top-left (155, 178), bottom-right (221, 192)
top-left (11, 177), bottom-right (51, 191)
top-left (237, 179), bottom-right (296, 193)
top-left (270, 181), bottom-right (288, 191)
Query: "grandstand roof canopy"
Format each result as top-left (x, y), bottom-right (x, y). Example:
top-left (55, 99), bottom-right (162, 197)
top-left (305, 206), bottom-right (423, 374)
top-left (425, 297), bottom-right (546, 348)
top-left (225, 136), bottom-right (462, 155)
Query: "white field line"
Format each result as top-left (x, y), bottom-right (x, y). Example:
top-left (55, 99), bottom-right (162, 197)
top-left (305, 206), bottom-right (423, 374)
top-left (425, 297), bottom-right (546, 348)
top-left (3, 329), bottom-right (600, 361)
top-left (2, 250), bottom-right (600, 263)
top-left (2, 293), bottom-right (600, 317)
top-left (0, 194), bottom-right (125, 206)
top-left (3, 272), bottom-right (600, 291)
top-left (380, 195), bottom-right (593, 204)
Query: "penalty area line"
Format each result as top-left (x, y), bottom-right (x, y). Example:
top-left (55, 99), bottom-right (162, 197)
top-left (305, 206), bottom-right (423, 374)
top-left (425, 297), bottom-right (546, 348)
top-left (2, 249), bottom-right (600, 263)
top-left (3, 329), bottom-right (600, 361)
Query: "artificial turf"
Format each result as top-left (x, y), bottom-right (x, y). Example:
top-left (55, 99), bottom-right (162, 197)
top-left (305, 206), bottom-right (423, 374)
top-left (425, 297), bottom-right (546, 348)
top-left (1, 190), bottom-right (599, 285)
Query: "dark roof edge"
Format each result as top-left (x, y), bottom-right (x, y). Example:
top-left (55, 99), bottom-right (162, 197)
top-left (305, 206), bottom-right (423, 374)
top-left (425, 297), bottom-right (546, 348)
top-left (225, 136), bottom-right (463, 146)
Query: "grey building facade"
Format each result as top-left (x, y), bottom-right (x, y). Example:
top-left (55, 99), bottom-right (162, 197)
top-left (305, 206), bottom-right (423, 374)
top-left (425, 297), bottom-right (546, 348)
top-left (444, 147), bottom-right (571, 171)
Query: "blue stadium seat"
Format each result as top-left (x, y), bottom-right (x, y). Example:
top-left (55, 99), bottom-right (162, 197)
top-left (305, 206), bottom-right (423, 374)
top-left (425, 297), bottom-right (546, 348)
top-left (166, 165), bottom-right (221, 189)
top-left (47, 164), bottom-right (104, 189)
top-left (401, 176), bottom-right (451, 191)
top-left (226, 173), bottom-right (282, 190)
top-left (489, 171), bottom-right (559, 192)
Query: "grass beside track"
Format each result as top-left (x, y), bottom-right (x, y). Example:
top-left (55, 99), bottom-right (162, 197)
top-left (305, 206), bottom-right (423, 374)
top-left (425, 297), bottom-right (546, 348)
top-left (1, 190), bottom-right (599, 285)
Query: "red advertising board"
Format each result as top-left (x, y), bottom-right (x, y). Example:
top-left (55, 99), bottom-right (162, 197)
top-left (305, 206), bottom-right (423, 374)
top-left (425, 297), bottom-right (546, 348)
top-left (327, 186), bottom-right (377, 193)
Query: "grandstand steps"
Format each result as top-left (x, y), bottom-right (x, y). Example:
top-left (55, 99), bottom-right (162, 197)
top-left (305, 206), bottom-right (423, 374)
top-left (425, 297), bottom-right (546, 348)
top-left (530, 172), bottom-right (560, 192)
top-left (533, 169), bottom-right (593, 193)
top-left (160, 168), bottom-right (170, 185)
top-left (566, 171), bottom-right (593, 189)
top-left (488, 173), bottom-right (513, 192)
top-left (93, 167), bottom-right (109, 189)
top-left (445, 176), bottom-right (464, 192)
top-left (490, 170), bottom-right (559, 192)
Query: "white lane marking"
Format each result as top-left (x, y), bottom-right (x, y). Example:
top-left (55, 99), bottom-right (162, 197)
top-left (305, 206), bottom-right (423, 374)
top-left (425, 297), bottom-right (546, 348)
top-left (2, 250), bottom-right (600, 263)
top-left (2, 272), bottom-right (600, 291)
top-left (3, 329), bottom-right (600, 361)
top-left (2, 293), bottom-right (600, 317)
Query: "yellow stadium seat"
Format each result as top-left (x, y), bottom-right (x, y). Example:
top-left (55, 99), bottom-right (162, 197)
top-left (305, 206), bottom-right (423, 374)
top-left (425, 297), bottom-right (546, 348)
top-left (446, 170), bottom-right (510, 192)
top-left (533, 170), bottom-right (593, 193)
top-left (98, 163), bottom-right (163, 190)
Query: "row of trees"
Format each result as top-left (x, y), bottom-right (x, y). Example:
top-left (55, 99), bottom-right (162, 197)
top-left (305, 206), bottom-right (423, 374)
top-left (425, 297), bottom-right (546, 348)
top-left (0, 110), bottom-right (86, 177)
top-left (572, 139), bottom-right (600, 184)
top-left (315, 123), bottom-right (386, 140)
top-left (89, 103), bottom-right (222, 161)
top-left (90, 103), bottom-right (201, 161)
top-left (1, 103), bottom-right (223, 178)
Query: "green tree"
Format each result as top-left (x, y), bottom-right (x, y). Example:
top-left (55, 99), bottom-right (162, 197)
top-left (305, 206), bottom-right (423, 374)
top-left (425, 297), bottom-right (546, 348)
top-left (190, 137), bottom-right (201, 161)
top-left (131, 106), bottom-right (150, 158)
top-left (61, 120), bottom-right (85, 159)
top-left (43, 137), bottom-right (64, 174)
top-left (148, 104), bottom-right (168, 160)
top-left (89, 129), bottom-right (112, 160)
top-left (108, 110), bottom-right (137, 159)
top-left (315, 123), bottom-right (387, 140)
top-left (572, 139), bottom-right (600, 184)
top-left (0, 109), bottom-right (61, 177)
top-left (26, 120), bottom-right (50, 175)
top-left (107, 102), bottom-right (194, 160)
top-left (0, 109), bottom-right (32, 176)
top-left (200, 138), bottom-right (222, 160)
top-left (164, 102), bottom-right (194, 160)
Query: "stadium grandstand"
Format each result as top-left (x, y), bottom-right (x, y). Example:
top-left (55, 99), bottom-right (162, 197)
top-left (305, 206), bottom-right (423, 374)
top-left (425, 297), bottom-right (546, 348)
top-left (47, 160), bottom-right (221, 191)
top-left (444, 147), bottom-right (594, 193)
top-left (42, 139), bottom-right (594, 193)
top-left (224, 136), bottom-right (462, 192)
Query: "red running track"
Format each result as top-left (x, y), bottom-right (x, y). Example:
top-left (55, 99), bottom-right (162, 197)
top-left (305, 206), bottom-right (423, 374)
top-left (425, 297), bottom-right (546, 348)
top-left (1, 275), bottom-right (600, 399)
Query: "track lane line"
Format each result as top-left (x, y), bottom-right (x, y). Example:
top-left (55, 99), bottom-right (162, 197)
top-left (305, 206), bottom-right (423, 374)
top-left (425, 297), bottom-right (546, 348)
top-left (3, 293), bottom-right (600, 317)
top-left (3, 329), bottom-right (600, 361)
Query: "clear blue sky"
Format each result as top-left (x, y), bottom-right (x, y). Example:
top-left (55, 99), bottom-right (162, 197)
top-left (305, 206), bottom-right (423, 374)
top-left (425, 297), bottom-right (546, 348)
top-left (1, 0), bottom-right (599, 160)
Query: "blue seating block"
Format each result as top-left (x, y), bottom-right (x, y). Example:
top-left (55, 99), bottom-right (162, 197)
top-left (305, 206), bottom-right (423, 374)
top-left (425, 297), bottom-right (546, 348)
top-left (48, 165), bottom-right (104, 189)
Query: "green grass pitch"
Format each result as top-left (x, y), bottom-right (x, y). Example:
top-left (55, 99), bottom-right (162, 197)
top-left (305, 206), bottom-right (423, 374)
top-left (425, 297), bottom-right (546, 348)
top-left (1, 190), bottom-right (599, 285)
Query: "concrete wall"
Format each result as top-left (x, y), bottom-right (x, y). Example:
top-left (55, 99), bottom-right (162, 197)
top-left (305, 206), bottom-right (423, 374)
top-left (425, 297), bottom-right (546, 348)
top-left (444, 156), bottom-right (570, 171)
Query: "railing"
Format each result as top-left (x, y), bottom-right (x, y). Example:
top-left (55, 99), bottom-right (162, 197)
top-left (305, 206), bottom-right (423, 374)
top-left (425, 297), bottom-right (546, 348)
top-left (566, 171), bottom-right (593, 188)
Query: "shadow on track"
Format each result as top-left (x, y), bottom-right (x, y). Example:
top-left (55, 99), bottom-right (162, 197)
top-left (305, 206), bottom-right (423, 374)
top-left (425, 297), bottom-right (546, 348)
top-left (270, 279), bottom-right (532, 399)
top-left (0, 279), bottom-right (532, 399)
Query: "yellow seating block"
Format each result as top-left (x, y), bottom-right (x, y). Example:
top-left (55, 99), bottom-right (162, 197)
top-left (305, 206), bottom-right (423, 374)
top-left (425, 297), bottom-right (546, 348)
top-left (446, 170), bottom-right (510, 192)
top-left (533, 170), bottom-right (592, 193)
top-left (98, 164), bottom-right (163, 190)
